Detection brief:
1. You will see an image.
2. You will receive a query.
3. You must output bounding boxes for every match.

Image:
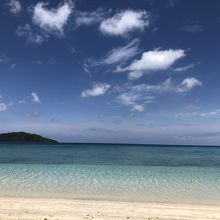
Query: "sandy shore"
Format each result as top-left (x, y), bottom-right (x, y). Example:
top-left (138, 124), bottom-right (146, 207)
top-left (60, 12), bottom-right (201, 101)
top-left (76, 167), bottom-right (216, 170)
top-left (0, 197), bottom-right (220, 220)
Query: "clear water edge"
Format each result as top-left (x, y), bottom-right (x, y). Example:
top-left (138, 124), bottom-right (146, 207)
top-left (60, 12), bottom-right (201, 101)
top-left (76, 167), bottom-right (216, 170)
top-left (0, 144), bottom-right (220, 205)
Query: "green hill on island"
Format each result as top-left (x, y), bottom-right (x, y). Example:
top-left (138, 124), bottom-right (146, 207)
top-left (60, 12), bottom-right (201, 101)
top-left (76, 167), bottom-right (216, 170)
top-left (0, 132), bottom-right (58, 144)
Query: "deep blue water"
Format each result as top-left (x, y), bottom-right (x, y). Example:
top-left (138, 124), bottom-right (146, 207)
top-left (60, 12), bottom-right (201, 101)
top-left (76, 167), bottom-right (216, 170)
top-left (0, 143), bottom-right (220, 204)
top-left (0, 143), bottom-right (220, 166)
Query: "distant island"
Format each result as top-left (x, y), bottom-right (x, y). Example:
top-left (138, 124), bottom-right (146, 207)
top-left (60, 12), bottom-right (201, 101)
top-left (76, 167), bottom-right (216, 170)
top-left (0, 132), bottom-right (58, 144)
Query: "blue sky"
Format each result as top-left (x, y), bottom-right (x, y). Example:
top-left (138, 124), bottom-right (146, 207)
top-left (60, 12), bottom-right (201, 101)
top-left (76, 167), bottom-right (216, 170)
top-left (0, 0), bottom-right (220, 145)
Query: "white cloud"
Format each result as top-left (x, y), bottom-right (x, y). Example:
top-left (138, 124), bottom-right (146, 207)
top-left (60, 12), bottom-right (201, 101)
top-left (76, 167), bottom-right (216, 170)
top-left (169, 0), bottom-right (176, 7)
top-left (133, 79), bottom-right (173, 93)
top-left (177, 77), bottom-right (202, 93)
top-left (117, 92), bottom-right (142, 105)
top-left (179, 109), bottom-right (220, 117)
top-left (74, 8), bottom-right (105, 26)
top-left (0, 103), bottom-right (7, 111)
top-left (31, 92), bottom-right (41, 103)
top-left (84, 39), bottom-right (139, 75)
top-left (24, 112), bottom-right (40, 117)
top-left (131, 104), bottom-right (144, 113)
top-left (173, 63), bottom-right (197, 72)
top-left (115, 77), bottom-right (201, 112)
top-left (81, 83), bottom-right (111, 98)
top-left (95, 39), bottom-right (139, 66)
top-left (128, 70), bottom-right (144, 80)
top-left (8, 0), bottom-right (22, 15)
top-left (16, 24), bottom-right (45, 44)
top-left (182, 24), bottom-right (204, 33)
top-left (117, 49), bottom-right (185, 79)
top-left (100, 10), bottom-right (149, 36)
top-left (0, 55), bottom-right (9, 63)
top-left (10, 63), bottom-right (16, 70)
top-left (115, 83), bottom-right (155, 112)
top-left (32, 0), bottom-right (74, 34)
top-left (18, 100), bottom-right (26, 104)
top-left (7, 102), bottom-right (14, 107)
top-left (156, 78), bottom-right (174, 93)
top-left (136, 77), bottom-right (202, 94)
top-left (130, 49), bottom-right (184, 71)
top-left (200, 109), bottom-right (220, 117)
top-left (83, 62), bottom-right (92, 76)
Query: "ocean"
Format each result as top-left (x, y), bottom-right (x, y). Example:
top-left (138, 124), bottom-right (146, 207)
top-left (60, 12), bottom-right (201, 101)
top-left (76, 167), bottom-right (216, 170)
top-left (0, 143), bottom-right (220, 204)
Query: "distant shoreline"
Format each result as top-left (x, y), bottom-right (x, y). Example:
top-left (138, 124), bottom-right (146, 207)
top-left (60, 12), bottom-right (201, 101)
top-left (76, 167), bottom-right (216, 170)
top-left (0, 142), bottom-right (219, 147)
top-left (0, 132), bottom-right (58, 144)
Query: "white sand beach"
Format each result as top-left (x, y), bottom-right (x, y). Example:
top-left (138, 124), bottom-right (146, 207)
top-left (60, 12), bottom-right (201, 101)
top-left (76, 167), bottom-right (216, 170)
top-left (0, 197), bottom-right (220, 220)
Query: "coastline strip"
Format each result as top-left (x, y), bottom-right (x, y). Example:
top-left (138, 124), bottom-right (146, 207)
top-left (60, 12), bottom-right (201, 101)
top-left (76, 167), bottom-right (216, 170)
top-left (0, 197), bottom-right (220, 220)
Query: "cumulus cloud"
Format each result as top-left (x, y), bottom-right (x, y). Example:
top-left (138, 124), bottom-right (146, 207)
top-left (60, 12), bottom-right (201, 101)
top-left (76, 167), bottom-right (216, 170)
top-left (16, 24), bottom-right (45, 44)
top-left (0, 103), bottom-right (7, 111)
top-left (31, 92), bottom-right (41, 103)
top-left (32, 0), bottom-right (74, 34)
top-left (8, 0), bottom-right (22, 15)
top-left (81, 83), bottom-right (111, 98)
top-left (173, 62), bottom-right (197, 72)
top-left (131, 104), bottom-right (144, 113)
top-left (118, 49), bottom-right (185, 79)
top-left (177, 77), bottom-right (202, 92)
top-left (129, 49), bottom-right (185, 71)
top-left (100, 10), bottom-right (149, 36)
top-left (127, 71), bottom-right (143, 80)
top-left (74, 8), bottom-right (105, 26)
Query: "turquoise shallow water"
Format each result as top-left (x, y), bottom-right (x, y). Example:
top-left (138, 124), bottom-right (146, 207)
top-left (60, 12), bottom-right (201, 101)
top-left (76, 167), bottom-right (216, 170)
top-left (0, 144), bottom-right (220, 204)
